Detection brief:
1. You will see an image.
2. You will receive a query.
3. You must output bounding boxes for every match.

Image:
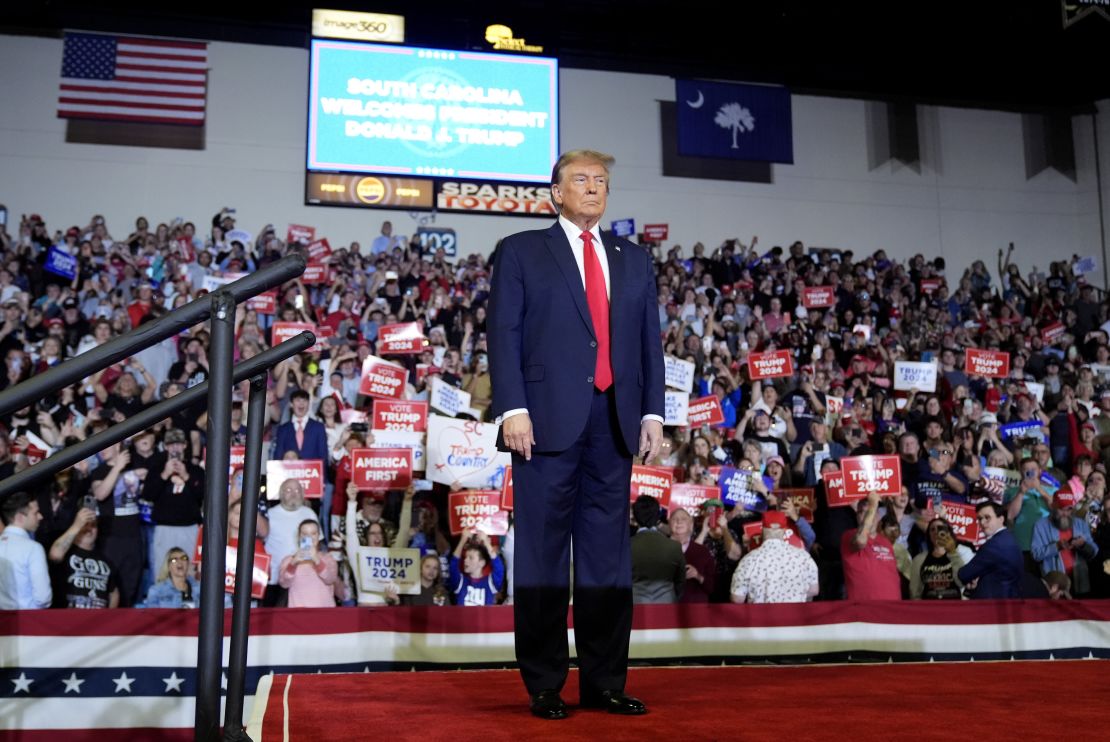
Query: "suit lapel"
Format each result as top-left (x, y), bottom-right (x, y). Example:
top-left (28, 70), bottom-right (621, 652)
top-left (544, 223), bottom-right (596, 338)
top-left (600, 231), bottom-right (625, 327)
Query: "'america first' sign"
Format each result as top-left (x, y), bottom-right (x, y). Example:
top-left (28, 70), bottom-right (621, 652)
top-left (629, 465), bottom-right (673, 507)
top-left (687, 396), bottom-right (725, 427)
top-left (351, 447), bottom-right (412, 490)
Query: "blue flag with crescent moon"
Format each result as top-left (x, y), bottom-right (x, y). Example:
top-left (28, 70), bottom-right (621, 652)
top-left (675, 79), bottom-right (793, 164)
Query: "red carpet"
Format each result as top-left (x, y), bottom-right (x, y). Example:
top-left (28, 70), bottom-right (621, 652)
top-left (254, 660), bottom-right (1110, 741)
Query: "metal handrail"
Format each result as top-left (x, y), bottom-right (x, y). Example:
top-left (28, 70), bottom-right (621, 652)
top-left (0, 254), bottom-right (306, 419)
top-left (0, 332), bottom-right (314, 499)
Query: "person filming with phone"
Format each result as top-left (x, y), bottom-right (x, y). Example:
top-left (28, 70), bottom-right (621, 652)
top-left (278, 520), bottom-right (338, 608)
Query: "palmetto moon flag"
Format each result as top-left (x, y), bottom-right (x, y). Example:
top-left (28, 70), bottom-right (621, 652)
top-left (675, 79), bottom-right (793, 164)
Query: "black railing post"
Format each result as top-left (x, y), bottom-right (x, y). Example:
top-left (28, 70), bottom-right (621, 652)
top-left (195, 291), bottom-right (237, 742)
top-left (223, 374), bottom-right (268, 741)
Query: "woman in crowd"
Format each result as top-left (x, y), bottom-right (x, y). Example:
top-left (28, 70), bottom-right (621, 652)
top-left (909, 519), bottom-right (966, 599)
top-left (278, 519), bottom-right (338, 608)
top-left (142, 547), bottom-right (200, 608)
top-left (668, 508), bottom-right (716, 603)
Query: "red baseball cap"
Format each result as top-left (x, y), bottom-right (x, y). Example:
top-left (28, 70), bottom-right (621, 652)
top-left (762, 510), bottom-right (790, 529)
top-left (1053, 489), bottom-right (1078, 509)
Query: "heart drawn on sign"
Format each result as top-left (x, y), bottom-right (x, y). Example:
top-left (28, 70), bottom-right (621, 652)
top-left (432, 419), bottom-right (506, 488)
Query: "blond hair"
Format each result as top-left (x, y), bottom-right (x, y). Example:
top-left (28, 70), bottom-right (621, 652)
top-left (550, 149), bottom-right (615, 186)
top-left (157, 547), bottom-right (190, 583)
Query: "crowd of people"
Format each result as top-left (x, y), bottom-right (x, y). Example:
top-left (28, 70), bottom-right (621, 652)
top-left (1, 207), bottom-right (1109, 610)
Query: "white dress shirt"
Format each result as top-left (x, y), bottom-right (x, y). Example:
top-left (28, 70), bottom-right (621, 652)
top-left (502, 215), bottom-right (662, 427)
top-left (0, 526), bottom-right (52, 609)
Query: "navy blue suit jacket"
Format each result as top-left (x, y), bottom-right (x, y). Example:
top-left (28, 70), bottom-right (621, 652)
top-left (488, 222), bottom-right (665, 454)
top-left (957, 527), bottom-right (1025, 599)
top-left (272, 417), bottom-right (329, 463)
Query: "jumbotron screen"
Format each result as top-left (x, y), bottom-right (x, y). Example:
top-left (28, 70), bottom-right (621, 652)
top-left (307, 39), bottom-right (559, 186)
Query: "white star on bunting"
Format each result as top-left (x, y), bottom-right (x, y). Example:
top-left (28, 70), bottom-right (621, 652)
top-left (113, 671), bottom-right (135, 694)
top-left (61, 672), bottom-right (85, 694)
top-left (163, 672), bottom-right (185, 693)
top-left (11, 672), bottom-right (33, 694)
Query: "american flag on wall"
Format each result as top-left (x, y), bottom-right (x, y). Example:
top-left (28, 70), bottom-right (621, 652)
top-left (58, 32), bottom-right (208, 126)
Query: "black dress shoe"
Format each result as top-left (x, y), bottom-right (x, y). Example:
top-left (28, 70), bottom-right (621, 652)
top-left (530, 690), bottom-right (569, 720)
top-left (580, 690), bottom-right (647, 715)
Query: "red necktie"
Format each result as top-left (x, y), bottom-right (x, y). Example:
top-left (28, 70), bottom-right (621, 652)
top-left (295, 419), bottom-right (305, 450)
top-left (581, 231), bottom-right (612, 391)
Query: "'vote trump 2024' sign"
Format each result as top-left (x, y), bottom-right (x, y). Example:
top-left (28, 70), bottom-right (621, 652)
top-left (747, 350), bottom-right (794, 380)
top-left (840, 455), bottom-right (902, 499)
top-left (965, 349), bottom-right (1010, 378)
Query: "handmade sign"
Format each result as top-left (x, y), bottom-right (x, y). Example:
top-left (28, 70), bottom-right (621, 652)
top-left (426, 415), bottom-right (510, 488)
top-left (664, 356), bottom-right (696, 392)
top-left (664, 391), bottom-right (689, 426)
top-left (429, 377), bottom-right (472, 416)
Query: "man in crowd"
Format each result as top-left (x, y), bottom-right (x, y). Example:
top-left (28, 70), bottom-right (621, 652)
top-left (841, 491), bottom-right (901, 600)
top-left (1030, 489), bottom-right (1099, 597)
top-left (630, 495), bottom-right (685, 604)
top-left (730, 510), bottom-right (819, 603)
top-left (48, 507), bottom-right (118, 608)
top-left (263, 478), bottom-right (318, 607)
top-left (958, 501), bottom-right (1024, 598)
top-left (0, 492), bottom-right (51, 609)
top-left (89, 441), bottom-right (144, 606)
top-left (273, 389), bottom-right (328, 461)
